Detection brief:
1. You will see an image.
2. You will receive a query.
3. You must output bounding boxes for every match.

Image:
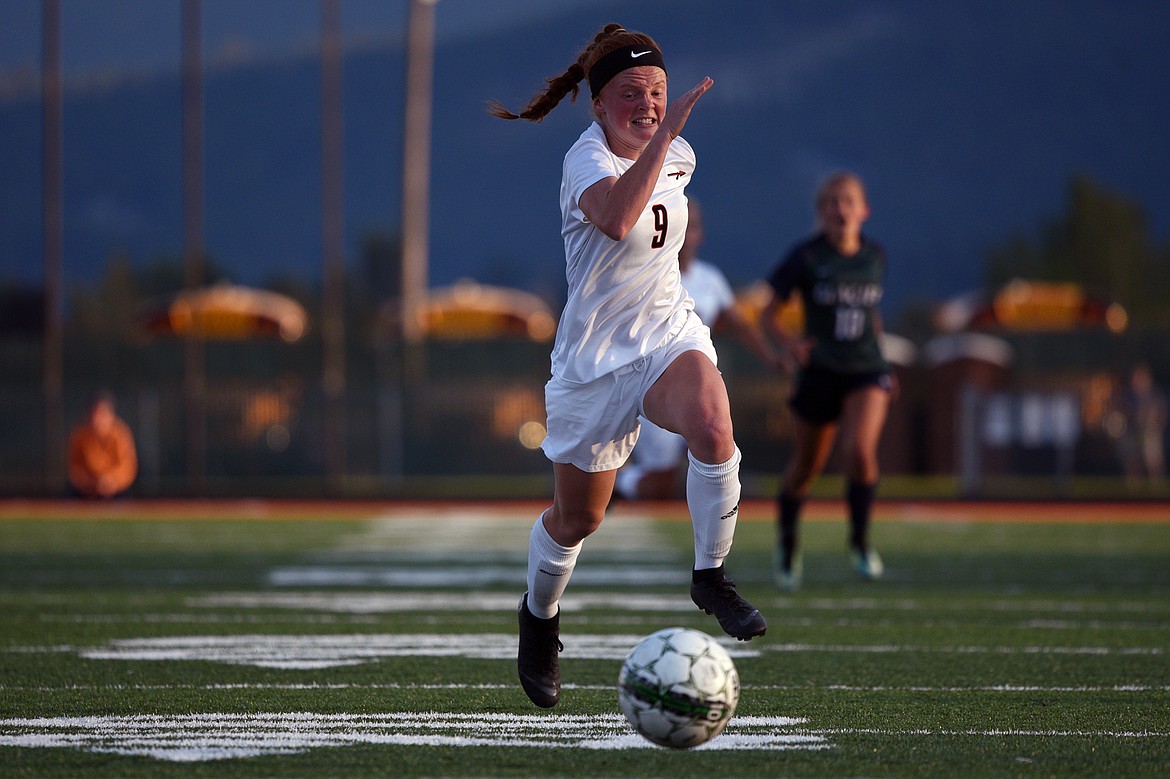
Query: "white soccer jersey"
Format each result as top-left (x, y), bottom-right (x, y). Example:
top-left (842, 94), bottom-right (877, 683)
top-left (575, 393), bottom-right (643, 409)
top-left (681, 259), bottom-right (735, 328)
top-left (552, 122), bottom-right (695, 384)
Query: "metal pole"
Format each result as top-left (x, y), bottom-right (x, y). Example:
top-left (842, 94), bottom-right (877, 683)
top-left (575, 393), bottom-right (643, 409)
top-left (321, 0), bottom-right (347, 488)
top-left (181, 0), bottom-right (206, 491)
top-left (41, 0), bottom-right (64, 494)
top-left (400, 0), bottom-right (436, 345)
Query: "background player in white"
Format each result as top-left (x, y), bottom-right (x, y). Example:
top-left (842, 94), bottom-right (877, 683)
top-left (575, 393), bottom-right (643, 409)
top-left (490, 23), bottom-right (767, 709)
top-left (616, 199), bottom-right (784, 500)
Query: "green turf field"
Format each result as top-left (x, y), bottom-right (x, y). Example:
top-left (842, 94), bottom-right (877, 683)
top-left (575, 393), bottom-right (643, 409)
top-left (1, 502), bottom-right (1168, 778)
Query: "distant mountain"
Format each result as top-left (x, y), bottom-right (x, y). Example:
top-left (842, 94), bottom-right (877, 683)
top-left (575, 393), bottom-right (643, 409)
top-left (3, 0), bottom-right (1168, 321)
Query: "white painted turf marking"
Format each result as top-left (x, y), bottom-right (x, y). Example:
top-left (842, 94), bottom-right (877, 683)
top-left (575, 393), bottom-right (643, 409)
top-left (274, 509), bottom-right (682, 586)
top-left (335, 510), bottom-right (673, 554)
top-left (4, 683), bottom-right (1169, 694)
top-left (767, 643), bottom-right (1164, 656)
top-left (266, 564), bottom-right (686, 587)
top-left (189, 591), bottom-right (699, 613)
top-left (796, 597), bottom-right (1167, 614)
top-left (2, 712), bottom-right (1164, 764)
top-left (183, 592), bottom-right (1170, 634)
top-left (74, 633), bottom-right (761, 669)
top-left (41, 633), bottom-right (1159, 670)
top-left (0, 713), bottom-right (826, 762)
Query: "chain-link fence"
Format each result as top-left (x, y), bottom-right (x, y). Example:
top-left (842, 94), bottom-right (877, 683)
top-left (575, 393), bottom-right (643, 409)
top-left (2, 330), bottom-right (1167, 498)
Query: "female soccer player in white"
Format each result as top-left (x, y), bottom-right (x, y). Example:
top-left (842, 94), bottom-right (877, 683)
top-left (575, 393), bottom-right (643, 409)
top-left (490, 23), bottom-right (767, 709)
top-left (616, 199), bottom-right (786, 500)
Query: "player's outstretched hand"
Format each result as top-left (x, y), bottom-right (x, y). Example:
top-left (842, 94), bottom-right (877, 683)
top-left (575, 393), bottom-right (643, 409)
top-left (662, 77), bottom-right (713, 139)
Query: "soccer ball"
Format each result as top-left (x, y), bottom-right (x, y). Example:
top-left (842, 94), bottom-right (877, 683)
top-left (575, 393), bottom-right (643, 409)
top-left (617, 626), bottom-right (740, 749)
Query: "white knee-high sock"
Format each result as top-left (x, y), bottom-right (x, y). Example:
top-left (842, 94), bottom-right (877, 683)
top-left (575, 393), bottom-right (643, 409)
top-left (526, 512), bottom-right (582, 619)
top-left (687, 446), bottom-right (742, 570)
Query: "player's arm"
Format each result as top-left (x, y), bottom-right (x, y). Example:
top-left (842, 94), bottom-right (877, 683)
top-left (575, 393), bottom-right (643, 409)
top-left (714, 305), bottom-right (786, 371)
top-left (759, 293), bottom-right (809, 374)
top-left (579, 77), bottom-right (713, 241)
top-left (870, 307), bottom-right (902, 401)
top-left (760, 253), bottom-right (813, 373)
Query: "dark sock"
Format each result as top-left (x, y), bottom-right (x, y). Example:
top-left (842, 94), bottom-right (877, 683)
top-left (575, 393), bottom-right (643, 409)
top-left (847, 481), bottom-right (877, 551)
top-left (692, 563), bottom-right (725, 584)
top-left (777, 491), bottom-right (804, 569)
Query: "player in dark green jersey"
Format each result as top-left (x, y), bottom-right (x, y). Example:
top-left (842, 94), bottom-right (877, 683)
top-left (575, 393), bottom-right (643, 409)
top-left (760, 172), bottom-right (895, 590)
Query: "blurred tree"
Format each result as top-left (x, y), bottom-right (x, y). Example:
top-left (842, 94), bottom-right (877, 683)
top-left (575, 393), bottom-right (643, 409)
top-left (0, 284), bottom-right (44, 336)
top-left (359, 230), bottom-right (402, 304)
top-left (68, 252), bottom-right (140, 341)
top-left (987, 174), bottom-right (1170, 325)
top-left (890, 300), bottom-right (937, 345)
top-left (67, 252), bottom-right (230, 339)
top-left (349, 230), bottom-right (402, 340)
top-left (137, 254), bottom-right (227, 297)
top-left (263, 274), bottom-right (314, 314)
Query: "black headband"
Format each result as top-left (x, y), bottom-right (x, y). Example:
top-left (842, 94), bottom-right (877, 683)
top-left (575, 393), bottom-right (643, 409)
top-left (587, 44), bottom-right (666, 98)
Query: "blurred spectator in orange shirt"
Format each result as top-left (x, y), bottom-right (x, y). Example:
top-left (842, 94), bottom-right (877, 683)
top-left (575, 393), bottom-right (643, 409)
top-left (68, 391), bottom-right (137, 498)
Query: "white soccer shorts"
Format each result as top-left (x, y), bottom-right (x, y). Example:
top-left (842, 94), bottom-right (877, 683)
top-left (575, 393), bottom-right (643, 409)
top-left (541, 313), bottom-right (717, 472)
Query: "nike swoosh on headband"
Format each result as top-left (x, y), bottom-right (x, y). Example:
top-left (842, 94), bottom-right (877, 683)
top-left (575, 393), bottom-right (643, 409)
top-left (630, 50), bottom-right (653, 58)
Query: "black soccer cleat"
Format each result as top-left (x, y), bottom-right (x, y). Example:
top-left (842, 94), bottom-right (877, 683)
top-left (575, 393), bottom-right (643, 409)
top-left (517, 592), bottom-right (563, 708)
top-left (690, 567), bottom-right (767, 641)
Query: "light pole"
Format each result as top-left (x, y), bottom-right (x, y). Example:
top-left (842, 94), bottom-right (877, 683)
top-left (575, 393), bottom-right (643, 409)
top-left (181, 0), bottom-right (206, 491)
top-left (321, 0), bottom-right (347, 488)
top-left (400, 0), bottom-right (437, 345)
top-left (41, 0), bottom-right (64, 493)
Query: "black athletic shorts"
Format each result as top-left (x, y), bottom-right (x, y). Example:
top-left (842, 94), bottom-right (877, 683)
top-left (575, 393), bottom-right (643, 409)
top-left (789, 364), bottom-right (893, 425)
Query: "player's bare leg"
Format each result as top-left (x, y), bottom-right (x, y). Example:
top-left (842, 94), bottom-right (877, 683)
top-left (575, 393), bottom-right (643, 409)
top-left (644, 351), bottom-right (765, 639)
top-left (518, 466), bottom-right (614, 707)
top-left (839, 385), bottom-right (890, 579)
top-left (775, 417), bottom-right (837, 589)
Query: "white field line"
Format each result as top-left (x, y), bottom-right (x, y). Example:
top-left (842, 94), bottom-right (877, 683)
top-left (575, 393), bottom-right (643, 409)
top-left (38, 613), bottom-right (1170, 634)
top-left (67, 633), bottom-right (760, 668)
top-left (279, 510), bottom-right (677, 584)
top-left (172, 591), bottom-right (1170, 631)
top-left (815, 727), bottom-right (1170, 738)
top-left (9, 591), bottom-right (1165, 614)
top-left (0, 713), bottom-right (826, 761)
top-left (7, 633), bottom-right (1163, 670)
top-left (0, 712), bottom-right (1165, 764)
top-left (336, 511), bottom-right (673, 555)
top-left (39, 613), bottom-right (380, 625)
top-left (187, 591), bottom-right (700, 613)
top-left (767, 643), bottom-right (1163, 655)
top-left (2, 682), bottom-right (1168, 694)
top-left (266, 564), bottom-right (687, 587)
top-left (793, 597), bottom-right (1169, 614)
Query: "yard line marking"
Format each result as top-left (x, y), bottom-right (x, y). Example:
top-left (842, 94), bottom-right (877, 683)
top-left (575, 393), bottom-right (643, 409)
top-left (790, 597), bottom-right (1169, 614)
top-left (762, 684), bottom-right (1170, 693)
top-left (4, 682), bottom-right (1168, 693)
top-left (183, 592), bottom-right (1170, 630)
top-left (40, 613), bottom-right (378, 625)
top-left (188, 591), bottom-right (699, 613)
top-left (1020, 619), bottom-right (1170, 630)
top-left (71, 633), bottom-right (761, 668)
top-left (339, 511), bottom-right (672, 555)
top-left (0, 713), bottom-right (826, 761)
top-left (2, 711), bottom-right (1165, 764)
top-left (814, 727), bottom-right (1170, 738)
top-left (266, 564), bottom-right (686, 587)
top-left (19, 633), bottom-right (1160, 669)
top-left (765, 643), bottom-right (1164, 656)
